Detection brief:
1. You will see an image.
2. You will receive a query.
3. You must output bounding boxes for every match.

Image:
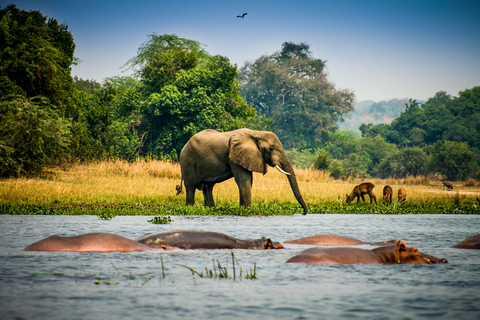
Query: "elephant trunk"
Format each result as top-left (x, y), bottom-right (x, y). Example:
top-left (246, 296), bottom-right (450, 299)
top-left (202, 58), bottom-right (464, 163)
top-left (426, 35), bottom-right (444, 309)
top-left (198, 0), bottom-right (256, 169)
top-left (280, 158), bottom-right (308, 215)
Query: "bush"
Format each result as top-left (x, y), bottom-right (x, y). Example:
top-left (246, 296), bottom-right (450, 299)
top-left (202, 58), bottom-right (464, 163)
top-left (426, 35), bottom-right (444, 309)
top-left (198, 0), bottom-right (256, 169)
top-left (313, 151), bottom-right (331, 170)
top-left (328, 160), bottom-right (345, 180)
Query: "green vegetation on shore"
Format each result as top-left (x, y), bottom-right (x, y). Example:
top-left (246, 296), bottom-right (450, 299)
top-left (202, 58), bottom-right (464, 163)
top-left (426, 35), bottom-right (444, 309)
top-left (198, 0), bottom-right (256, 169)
top-left (1, 160), bottom-right (479, 216)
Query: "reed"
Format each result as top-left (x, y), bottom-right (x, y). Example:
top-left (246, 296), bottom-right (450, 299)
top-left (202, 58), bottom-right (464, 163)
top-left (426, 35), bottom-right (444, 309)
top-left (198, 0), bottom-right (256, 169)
top-left (1, 160), bottom-right (479, 212)
top-left (176, 251), bottom-right (257, 280)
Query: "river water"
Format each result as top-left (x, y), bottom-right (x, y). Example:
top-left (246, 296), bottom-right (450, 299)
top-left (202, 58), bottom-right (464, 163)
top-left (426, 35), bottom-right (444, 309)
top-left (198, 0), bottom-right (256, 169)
top-left (0, 214), bottom-right (479, 320)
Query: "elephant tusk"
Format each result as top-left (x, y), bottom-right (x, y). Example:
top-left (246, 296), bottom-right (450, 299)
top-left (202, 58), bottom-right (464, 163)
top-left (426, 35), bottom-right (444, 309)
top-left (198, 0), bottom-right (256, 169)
top-left (275, 165), bottom-right (291, 176)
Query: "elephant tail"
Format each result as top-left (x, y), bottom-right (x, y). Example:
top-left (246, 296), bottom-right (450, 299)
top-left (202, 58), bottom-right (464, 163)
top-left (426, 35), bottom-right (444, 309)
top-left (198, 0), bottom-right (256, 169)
top-left (175, 178), bottom-right (184, 195)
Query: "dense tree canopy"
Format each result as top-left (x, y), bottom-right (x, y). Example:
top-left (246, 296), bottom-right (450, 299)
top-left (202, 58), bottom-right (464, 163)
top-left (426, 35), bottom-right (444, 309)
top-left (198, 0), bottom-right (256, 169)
top-left (239, 42), bottom-right (355, 149)
top-left (117, 34), bottom-right (256, 158)
top-left (0, 4), bottom-right (78, 115)
top-left (0, 5), bottom-right (83, 177)
top-left (357, 87), bottom-right (480, 180)
top-left (365, 89), bottom-right (480, 152)
top-left (1, 6), bottom-right (478, 181)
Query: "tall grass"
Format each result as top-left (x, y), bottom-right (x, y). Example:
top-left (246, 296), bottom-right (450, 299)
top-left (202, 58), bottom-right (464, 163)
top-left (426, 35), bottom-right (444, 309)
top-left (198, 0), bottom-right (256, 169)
top-left (1, 160), bottom-right (479, 211)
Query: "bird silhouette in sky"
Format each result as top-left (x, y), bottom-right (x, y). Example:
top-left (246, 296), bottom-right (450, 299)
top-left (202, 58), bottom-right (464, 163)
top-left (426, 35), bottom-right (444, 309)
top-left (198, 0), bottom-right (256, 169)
top-left (237, 13), bottom-right (247, 18)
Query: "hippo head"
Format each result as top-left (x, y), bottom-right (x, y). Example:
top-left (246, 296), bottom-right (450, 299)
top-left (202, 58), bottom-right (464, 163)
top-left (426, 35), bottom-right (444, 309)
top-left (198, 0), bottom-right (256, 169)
top-left (383, 240), bottom-right (409, 246)
top-left (398, 245), bottom-right (448, 264)
top-left (258, 237), bottom-right (284, 249)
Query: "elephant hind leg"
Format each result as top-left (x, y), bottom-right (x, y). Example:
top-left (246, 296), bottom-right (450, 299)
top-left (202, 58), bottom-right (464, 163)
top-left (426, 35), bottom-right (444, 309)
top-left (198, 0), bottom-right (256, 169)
top-left (203, 183), bottom-right (216, 207)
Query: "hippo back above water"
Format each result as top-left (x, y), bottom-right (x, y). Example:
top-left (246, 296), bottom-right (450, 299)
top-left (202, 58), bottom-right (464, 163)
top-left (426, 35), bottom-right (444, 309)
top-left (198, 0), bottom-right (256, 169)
top-left (24, 232), bottom-right (179, 252)
top-left (284, 234), bottom-right (408, 247)
top-left (451, 234), bottom-right (480, 249)
top-left (284, 234), bottom-right (369, 245)
top-left (136, 229), bottom-right (284, 250)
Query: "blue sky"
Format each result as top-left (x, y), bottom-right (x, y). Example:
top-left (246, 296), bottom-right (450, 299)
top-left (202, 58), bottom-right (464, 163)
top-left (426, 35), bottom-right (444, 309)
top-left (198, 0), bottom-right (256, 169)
top-left (6, 0), bottom-right (480, 101)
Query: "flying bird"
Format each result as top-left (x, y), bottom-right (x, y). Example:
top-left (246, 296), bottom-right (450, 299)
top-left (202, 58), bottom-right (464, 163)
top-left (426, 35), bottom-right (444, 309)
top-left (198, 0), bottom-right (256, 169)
top-left (237, 13), bottom-right (247, 18)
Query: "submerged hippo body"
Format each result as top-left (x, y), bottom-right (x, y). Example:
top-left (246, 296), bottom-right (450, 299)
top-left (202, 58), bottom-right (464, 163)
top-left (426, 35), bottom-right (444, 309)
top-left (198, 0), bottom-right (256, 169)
top-left (24, 232), bottom-right (178, 252)
top-left (284, 234), bottom-right (408, 247)
top-left (286, 244), bottom-right (447, 265)
top-left (284, 234), bottom-right (369, 245)
top-left (136, 229), bottom-right (284, 249)
top-left (451, 234), bottom-right (480, 249)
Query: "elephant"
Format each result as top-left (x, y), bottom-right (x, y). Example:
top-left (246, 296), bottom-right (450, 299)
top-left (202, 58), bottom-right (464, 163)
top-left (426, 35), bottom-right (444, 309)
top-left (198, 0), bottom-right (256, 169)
top-left (177, 129), bottom-right (308, 214)
top-left (136, 229), bottom-right (284, 249)
top-left (286, 243), bottom-right (448, 265)
top-left (283, 234), bottom-right (409, 246)
top-left (451, 234), bottom-right (480, 249)
top-left (24, 232), bottom-right (180, 252)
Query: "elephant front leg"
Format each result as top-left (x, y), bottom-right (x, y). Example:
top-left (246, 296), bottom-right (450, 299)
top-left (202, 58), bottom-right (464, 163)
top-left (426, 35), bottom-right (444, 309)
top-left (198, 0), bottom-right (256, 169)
top-left (239, 181), bottom-right (252, 207)
top-left (203, 183), bottom-right (216, 207)
top-left (230, 162), bottom-right (253, 207)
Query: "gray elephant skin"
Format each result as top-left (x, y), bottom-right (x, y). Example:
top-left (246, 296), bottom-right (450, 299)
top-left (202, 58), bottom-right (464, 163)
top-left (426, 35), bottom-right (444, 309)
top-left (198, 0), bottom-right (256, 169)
top-left (136, 229), bottom-right (284, 249)
top-left (178, 128), bottom-right (308, 214)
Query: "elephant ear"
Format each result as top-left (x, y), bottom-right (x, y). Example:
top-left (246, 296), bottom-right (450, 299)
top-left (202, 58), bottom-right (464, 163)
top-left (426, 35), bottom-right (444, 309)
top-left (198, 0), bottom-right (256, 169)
top-left (229, 130), bottom-right (267, 174)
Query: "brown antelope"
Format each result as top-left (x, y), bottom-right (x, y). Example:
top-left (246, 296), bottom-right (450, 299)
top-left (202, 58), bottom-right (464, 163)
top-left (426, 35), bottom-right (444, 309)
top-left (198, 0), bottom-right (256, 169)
top-left (398, 188), bottom-right (407, 204)
top-left (443, 181), bottom-right (454, 190)
top-left (383, 185), bottom-right (393, 204)
top-left (346, 182), bottom-right (377, 205)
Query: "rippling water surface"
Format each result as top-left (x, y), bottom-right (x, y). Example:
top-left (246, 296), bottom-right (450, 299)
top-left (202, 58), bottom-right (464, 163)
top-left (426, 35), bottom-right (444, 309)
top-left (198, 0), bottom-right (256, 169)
top-left (1, 214), bottom-right (479, 319)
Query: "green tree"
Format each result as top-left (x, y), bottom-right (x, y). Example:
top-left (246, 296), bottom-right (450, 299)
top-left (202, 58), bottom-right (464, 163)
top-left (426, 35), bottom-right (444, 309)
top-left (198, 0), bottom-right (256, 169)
top-left (74, 76), bottom-right (101, 95)
top-left (0, 5), bottom-right (77, 115)
top-left (358, 136), bottom-right (398, 173)
top-left (0, 5), bottom-right (90, 175)
top-left (313, 151), bottom-right (331, 170)
top-left (76, 76), bottom-right (142, 160)
top-left (320, 131), bottom-right (358, 160)
top-left (239, 42), bottom-right (354, 149)
top-left (0, 96), bottom-right (70, 177)
top-left (364, 88), bottom-right (480, 152)
top-left (122, 34), bottom-right (256, 158)
top-left (375, 147), bottom-right (428, 178)
top-left (428, 141), bottom-right (478, 180)
top-left (342, 153), bottom-right (371, 178)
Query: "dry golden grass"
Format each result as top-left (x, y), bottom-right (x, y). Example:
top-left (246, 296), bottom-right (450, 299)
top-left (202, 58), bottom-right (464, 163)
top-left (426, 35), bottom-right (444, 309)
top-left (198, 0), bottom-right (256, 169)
top-left (1, 160), bottom-right (479, 207)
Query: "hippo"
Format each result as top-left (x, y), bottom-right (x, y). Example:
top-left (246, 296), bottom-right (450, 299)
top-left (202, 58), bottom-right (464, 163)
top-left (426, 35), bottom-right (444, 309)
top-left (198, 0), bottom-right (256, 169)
top-left (24, 232), bottom-right (180, 252)
top-left (283, 234), bottom-right (408, 246)
top-left (451, 234), bottom-right (480, 249)
top-left (286, 243), bottom-right (448, 265)
top-left (136, 229), bottom-right (284, 250)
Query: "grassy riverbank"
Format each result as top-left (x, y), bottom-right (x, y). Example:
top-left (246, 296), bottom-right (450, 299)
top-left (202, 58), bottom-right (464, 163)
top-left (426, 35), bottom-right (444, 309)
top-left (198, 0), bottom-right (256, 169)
top-left (1, 160), bottom-right (479, 215)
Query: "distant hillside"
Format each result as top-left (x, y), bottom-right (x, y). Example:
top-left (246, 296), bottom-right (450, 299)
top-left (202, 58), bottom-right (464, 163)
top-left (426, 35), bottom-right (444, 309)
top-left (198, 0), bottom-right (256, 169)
top-left (340, 99), bottom-right (413, 130)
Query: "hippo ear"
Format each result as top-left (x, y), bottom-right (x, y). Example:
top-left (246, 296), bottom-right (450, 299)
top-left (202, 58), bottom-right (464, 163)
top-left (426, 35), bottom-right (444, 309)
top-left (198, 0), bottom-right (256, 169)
top-left (398, 243), bottom-right (407, 252)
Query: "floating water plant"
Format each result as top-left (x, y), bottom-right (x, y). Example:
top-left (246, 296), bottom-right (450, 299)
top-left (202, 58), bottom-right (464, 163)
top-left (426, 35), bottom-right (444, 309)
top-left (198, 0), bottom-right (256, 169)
top-left (97, 210), bottom-right (116, 220)
top-left (148, 216), bottom-right (172, 224)
top-left (94, 280), bottom-right (119, 285)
